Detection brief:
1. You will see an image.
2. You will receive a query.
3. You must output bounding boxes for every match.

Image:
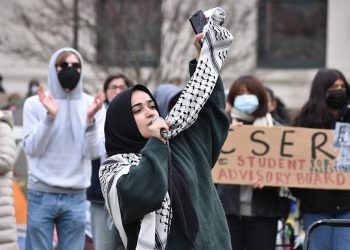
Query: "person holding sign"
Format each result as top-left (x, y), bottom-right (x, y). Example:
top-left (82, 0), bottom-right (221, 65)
top-left (292, 68), bottom-right (350, 250)
top-left (217, 75), bottom-right (290, 250)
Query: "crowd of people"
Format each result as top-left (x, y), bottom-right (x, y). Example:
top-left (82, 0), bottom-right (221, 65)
top-left (1, 7), bottom-right (350, 250)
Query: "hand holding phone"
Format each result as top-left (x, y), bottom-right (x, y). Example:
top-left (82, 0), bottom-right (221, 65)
top-left (189, 10), bottom-right (207, 34)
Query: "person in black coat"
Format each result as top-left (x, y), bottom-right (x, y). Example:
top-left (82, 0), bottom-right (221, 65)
top-left (87, 73), bottom-right (133, 250)
top-left (292, 68), bottom-right (350, 250)
top-left (217, 75), bottom-right (290, 250)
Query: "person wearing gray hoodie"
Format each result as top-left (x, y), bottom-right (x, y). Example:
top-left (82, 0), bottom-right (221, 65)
top-left (23, 47), bottom-right (105, 250)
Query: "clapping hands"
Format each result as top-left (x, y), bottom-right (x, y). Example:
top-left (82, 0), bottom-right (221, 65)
top-left (87, 92), bottom-right (105, 123)
top-left (38, 85), bottom-right (58, 117)
top-left (38, 85), bottom-right (105, 123)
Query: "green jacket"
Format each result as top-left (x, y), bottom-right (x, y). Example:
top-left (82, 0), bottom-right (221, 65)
top-left (117, 61), bottom-right (231, 249)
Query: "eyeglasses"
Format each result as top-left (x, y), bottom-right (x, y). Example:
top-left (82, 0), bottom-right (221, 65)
top-left (57, 61), bottom-right (81, 69)
top-left (108, 85), bottom-right (127, 91)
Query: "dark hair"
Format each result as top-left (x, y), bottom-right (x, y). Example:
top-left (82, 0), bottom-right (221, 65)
top-left (265, 87), bottom-right (290, 124)
top-left (227, 75), bottom-right (268, 118)
top-left (294, 68), bottom-right (350, 128)
top-left (103, 73), bottom-right (134, 93)
top-left (26, 79), bottom-right (40, 97)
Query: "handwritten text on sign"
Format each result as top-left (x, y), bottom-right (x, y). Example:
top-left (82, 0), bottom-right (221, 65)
top-left (212, 125), bottom-right (350, 189)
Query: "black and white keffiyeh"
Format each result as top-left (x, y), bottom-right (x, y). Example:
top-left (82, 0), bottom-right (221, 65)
top-left (100, 154), bottom-right (171, 249)
top-left (162, 7), bottom-right (234, 140)
top-left (99, 7), bottom-right (233, 250)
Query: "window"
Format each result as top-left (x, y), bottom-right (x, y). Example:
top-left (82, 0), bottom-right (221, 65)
top-left (95, 0), bottom-right (162, 67)
top-left (258, 0), bottom-right (327, 68)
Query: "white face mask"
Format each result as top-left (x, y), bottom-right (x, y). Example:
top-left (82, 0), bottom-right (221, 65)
top-left (233, 94), bottom-right (259, 114)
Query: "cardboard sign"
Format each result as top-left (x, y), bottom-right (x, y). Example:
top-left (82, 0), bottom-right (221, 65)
top-left (212, 125), bottom-right (350, 189)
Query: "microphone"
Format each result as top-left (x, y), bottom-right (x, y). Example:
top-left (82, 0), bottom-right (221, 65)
top-left (153, 116), bottom-right (168, 139)
top-left (161, 128), bottom-right (168, 139)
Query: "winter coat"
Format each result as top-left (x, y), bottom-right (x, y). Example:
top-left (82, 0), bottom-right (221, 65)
top-left (292, 99), bottom-right (350, 214)
top-left (0, 110), bottom-right (19, 250)
top-left (100, 61), bottom-right (231, 249)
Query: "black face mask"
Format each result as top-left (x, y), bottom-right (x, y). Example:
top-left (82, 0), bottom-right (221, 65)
top-left (326, 89), bottom-right (348, 109)
top-left (58, 67), bottom-right (80, 90)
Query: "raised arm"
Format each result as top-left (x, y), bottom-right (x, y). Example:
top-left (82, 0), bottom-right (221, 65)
top-left (163, 9), bottom-right (233, 140)
top-left (22, 97), bottom-right (55, 157)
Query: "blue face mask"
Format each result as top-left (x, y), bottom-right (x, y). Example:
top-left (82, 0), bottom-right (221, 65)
top-left (234, 94), bottom-right (259, 114)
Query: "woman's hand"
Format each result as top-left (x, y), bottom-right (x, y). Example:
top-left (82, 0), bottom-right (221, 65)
top-left (38, 85), bottom-right (58, 117)
top-left (149, 117), bottom-right (170, 143)
top-left (252, 178), bottom-right (264, 189)
top-left (193, 33), bottom-right (205, 61)
top-left (232, 120), bottom-right (243, 126)
top-left (225, 102), bottom-right (232, 114)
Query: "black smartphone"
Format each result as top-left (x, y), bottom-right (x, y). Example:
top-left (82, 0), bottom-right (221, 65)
top-left (189, 10), bottom-right (207, 34)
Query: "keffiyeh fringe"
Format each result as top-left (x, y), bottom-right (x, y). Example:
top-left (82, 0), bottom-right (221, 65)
top-left (100, 154), bottom-right (172, 250)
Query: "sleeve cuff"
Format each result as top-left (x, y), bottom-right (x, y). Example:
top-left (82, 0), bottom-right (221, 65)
top-left (86, 122), bottom-right (96, 132)
top-left (44, 113), bottom-right (55, 125)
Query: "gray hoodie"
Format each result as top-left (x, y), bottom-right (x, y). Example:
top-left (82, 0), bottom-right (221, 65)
top-left (23, 47), bottom-right (105, 193)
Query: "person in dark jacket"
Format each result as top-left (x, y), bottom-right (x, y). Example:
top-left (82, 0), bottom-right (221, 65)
top-left (292, 68), bottom-right (350, 250)
top-left (87, 73), bottom-right (133, 250)
top-left (217, 75), bottom-right (291, 250)
top-left (99, 8), bottom-right (234, 249)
